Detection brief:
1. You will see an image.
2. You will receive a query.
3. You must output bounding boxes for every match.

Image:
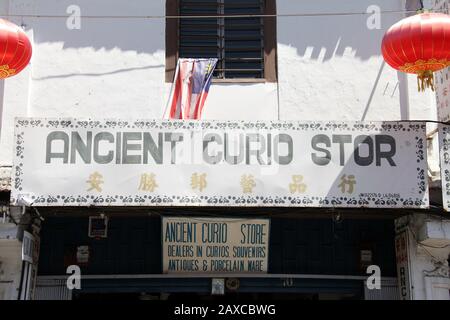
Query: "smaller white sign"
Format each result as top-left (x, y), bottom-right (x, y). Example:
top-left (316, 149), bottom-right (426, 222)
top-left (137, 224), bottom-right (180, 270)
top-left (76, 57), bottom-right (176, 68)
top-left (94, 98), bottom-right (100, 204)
top-left (22, 231), bottom-right (35, 264)
top-left (360, 250), bottom-right (373, 263)
top-left (211, 278), bottom-right (225, 295)
top-left (438, 124), bottom-right (450, 211)
top-left (162, 217), bottom-right (270, 274)
top-left (76, 246), bottom-right (90, 264)
top-left (395, 231), bottom-right (412, 300)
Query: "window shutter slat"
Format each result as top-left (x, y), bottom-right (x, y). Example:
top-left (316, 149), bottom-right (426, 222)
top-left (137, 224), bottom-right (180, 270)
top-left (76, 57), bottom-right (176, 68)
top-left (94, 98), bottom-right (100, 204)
top-left (179, 0), bottom-right (265, 79)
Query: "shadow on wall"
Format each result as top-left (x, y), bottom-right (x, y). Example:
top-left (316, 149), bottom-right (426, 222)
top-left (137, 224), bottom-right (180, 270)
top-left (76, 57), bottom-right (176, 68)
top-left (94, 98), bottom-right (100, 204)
top-left (7, 0), bottom-right (165, 53)
top-left (277, 0), bottom-right (421, 62)
top-left (7, 0), bottom-right (422, 58)
top-left (32, 64), bottom-right (165, 81)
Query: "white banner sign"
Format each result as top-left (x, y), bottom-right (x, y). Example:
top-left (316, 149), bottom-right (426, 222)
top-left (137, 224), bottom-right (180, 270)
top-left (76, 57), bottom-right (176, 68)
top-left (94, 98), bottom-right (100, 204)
top-left (11, 118), bottom-right (428, 208)
top-left (395, 229), bottom-right (412, 300)
top-left (435, 68), bottom-right (450, 123)
top-left (438, 124), bottom-right (450, 211)
top-left (162, 217), bottom-right (270, 274)
top-left (21, 231), bottom-right (35, 264)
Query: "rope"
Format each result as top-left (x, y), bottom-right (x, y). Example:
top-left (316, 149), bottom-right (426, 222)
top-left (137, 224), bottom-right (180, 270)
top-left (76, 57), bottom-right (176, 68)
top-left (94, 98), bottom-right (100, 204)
top-left (0, 9), bottom-right (445, 20)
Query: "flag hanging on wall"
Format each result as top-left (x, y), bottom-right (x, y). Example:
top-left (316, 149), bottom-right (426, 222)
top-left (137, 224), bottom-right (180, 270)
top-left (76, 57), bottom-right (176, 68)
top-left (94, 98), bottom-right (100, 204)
top-left (164, 58), bottom-right (218, 120)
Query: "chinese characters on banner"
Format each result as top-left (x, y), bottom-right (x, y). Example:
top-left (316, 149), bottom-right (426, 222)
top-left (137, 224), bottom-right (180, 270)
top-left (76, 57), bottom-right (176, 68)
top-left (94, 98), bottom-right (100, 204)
top-left (11, 118), bottom-right (428, 208)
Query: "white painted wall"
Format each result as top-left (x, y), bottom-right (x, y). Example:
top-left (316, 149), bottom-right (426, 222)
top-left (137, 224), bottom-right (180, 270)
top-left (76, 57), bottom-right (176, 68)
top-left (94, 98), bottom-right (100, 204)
top-left (0, 0), bottom-right (436, 166)
top-left (0, 238), bottom-right (22, 300)
top-left (403, 214), bottom-right (450, 300)
top-left (277, 0), bottom-right (433, 121)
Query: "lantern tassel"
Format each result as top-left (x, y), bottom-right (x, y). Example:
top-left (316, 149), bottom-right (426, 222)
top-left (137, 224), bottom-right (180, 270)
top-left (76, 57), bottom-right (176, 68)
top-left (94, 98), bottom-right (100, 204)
top-left (417, 70), bottom-right (435, 92)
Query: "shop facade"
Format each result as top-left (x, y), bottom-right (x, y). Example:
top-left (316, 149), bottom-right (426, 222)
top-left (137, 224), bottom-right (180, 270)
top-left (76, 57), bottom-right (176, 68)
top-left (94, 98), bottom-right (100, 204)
top-left (0, 0), bottom-right (449, 300)
top-left (5, 117), bottom-right (432, 300)
top-left (34, 213), bottom-right (398, 300)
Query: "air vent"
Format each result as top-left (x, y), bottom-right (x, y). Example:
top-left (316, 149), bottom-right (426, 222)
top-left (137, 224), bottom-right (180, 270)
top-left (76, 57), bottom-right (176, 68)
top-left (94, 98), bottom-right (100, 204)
top-left (88, 216), bottom-right (108, 239)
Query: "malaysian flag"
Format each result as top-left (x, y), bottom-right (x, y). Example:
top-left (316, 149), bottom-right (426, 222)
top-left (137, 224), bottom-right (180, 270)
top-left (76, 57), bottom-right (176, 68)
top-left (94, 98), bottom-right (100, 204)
top-left (164, 58), bottom-right (218, 120)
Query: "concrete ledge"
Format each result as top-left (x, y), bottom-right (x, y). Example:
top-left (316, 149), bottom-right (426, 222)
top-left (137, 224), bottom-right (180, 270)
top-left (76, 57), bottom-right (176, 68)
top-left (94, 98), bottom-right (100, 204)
top-left (0, 224), bottom-right (20, 240)
top-left (418, 219), bottom-right (450, 247)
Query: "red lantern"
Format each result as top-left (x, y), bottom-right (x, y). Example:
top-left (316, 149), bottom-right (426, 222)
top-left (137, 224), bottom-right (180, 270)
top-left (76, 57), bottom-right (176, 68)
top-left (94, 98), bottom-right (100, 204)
top-left (382, 12), bottom-right (450, 92)
top-left (0, 19), bottom-right (32, 79)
